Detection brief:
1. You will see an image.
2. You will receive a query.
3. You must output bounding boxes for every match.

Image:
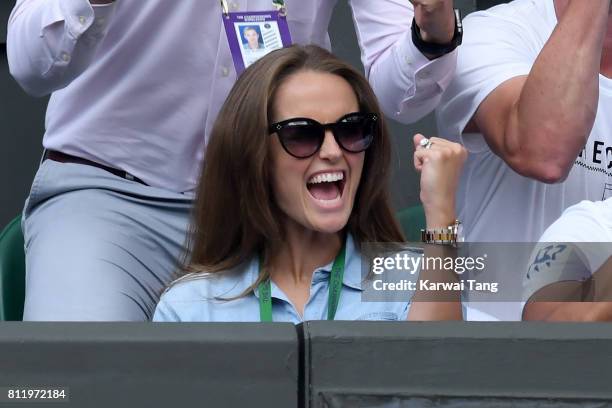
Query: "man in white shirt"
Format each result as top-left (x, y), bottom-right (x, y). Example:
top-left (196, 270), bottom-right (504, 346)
top-left (523, 198), bottom-right (612, 321)
top-left (435, 0), bottom-right (612, 320)
top-left (8, 0), bottom-right (461, 320)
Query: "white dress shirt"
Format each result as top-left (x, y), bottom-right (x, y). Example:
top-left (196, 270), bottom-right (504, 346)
top-left (8, 0), bottom-right (457, 192)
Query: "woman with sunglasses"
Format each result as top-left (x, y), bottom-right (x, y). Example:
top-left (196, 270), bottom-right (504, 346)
top-left (153, 45), bottom-right (466, 323)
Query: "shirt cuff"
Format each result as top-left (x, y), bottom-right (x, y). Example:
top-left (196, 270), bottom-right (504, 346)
top-left (395, 32), bottom-right (458, 100)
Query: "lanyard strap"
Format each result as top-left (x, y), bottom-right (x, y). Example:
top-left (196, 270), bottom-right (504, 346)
top-left (272, 0), bottom-right (286, 14)
top-left (258, 241), bottom-right (346, 322)
top-left (259, 276), bottom-right (274, 322)
top-left (220, 0), bottom-right (286, 15)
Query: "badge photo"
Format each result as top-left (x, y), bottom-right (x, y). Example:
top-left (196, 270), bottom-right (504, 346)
top-left (223, 11), bottom-right (293, 75)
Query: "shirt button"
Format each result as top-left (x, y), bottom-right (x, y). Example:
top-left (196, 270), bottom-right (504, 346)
top-left (78, 15), bottom-right (87, 25)
top-left (221, 66), bottom-right (231, 77)
top-left (96, 17), bottom-right (106, 26)
top-left (230, 2), bottom-right (239, 11)
top-left (60, 52), bottom-right (71, 62)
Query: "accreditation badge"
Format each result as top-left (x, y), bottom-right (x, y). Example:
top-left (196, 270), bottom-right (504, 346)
top-left (222, 10), bottom-right (293, 75)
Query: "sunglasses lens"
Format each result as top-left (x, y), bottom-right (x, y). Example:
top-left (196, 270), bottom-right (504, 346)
top-left (272, 114), bottom-right (375, 158)
top-left (278, 124), bottom-right (322, 158)
top-left (336, 116), bottom-right (375, 152)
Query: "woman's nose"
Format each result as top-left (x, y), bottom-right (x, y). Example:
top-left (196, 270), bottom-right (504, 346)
top-left (318, 130), bottom-right (342, 161)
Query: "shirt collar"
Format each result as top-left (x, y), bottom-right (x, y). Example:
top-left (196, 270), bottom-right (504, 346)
top-left (251, 233), bottom-right (364, 299)
top-left (311, 234), bottom-right (363, 291)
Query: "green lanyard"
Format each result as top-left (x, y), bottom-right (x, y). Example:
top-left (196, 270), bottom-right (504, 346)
top-left (220, 0), bottom-right (286, 15)
top-left (258, 242), bottom-right (346, 322)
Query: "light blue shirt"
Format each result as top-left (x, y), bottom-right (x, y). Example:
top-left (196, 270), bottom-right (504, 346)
top-left (153, 236), bottom-right (412, 323)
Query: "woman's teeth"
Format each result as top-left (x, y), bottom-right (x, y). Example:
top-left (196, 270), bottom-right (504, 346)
top-left (307, 171), bottom-right (344, 185)
top-left (306, 171), bottom-right (344, 202)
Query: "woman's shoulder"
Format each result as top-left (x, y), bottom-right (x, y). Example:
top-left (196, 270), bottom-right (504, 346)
top-left (165, 258), bottom-right (258, 300)
top-left (153, 258), bottom-right (259, 321)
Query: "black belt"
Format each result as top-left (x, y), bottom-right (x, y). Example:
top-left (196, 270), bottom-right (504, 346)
top-left (44, 150), bottom-right (148, 186)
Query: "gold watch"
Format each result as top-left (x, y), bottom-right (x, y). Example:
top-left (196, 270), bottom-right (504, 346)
top-left (421, 220), bottom-right (463, 246)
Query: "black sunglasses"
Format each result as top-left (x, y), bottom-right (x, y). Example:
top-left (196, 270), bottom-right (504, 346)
top-left (268, 112), bottom-right (378, 159)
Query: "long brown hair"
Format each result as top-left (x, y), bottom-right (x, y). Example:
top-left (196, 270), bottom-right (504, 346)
top-left (179, 45), bottom-right (404, 285)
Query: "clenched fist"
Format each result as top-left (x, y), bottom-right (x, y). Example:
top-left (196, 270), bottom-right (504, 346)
top-left (413, 134), bottom-right (467, 228)
top-left (410, 0), bottom-right (456, 44)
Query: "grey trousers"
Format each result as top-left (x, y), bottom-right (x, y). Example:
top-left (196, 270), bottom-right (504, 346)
top-left (21, 159), bottom-right (193, 321)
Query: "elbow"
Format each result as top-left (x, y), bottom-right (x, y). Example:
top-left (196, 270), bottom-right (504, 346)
top-left (501, 117), bottom-right (584, 183)
top-left (507, 155), bottom-right (571, 184)
top-left (9, 74), bottom-right (53, 98)
top-left (377, 93), bottom-right (435, 125)
top-left (528, 162), bottom-right (571, 184)
top-left (382, 105), bottom-right (427, 125)
top-left (7, 58), bottom-right (52, 98)
top-left (8, 54), bottom-right (56, 97)
top-left (8, 61), bottom-right (70, 97)
top-left (505, 143), bottom-right (574, 184)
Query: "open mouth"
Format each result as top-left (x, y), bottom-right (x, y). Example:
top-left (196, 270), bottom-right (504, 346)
top-left (306, 171), bottom-right (346, 201)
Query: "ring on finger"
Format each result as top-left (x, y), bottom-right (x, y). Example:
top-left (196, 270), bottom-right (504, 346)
top-left (419, 138), bottom-right (433, 150)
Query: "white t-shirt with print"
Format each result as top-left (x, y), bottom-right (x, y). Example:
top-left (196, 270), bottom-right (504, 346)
top-left (523, 198), bottom-right (612, 304)
top-left (436, 0), bottom-right (612, 320)
top-left (437, 0), bottom-right (612, 243)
